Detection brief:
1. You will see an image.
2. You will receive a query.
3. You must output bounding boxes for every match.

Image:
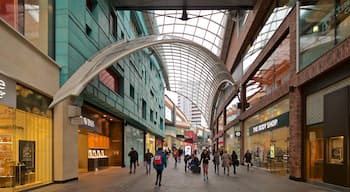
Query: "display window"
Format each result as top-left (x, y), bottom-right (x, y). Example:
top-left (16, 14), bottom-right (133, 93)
top-left (0, 86), bottom-right (53, 190)
top-left (146, 133), bottom-right (156, 154)
top-left (225, 124), bottom-right (240, 159)
top-left (244, 99), bottom-right (289, 175)
top-left (328, 136), bottom-right (344, 164)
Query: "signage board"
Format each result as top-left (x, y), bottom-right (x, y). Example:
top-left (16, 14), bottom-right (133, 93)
top-left (249, 112), bottom-right (289, 135)
top-left (0, 74), bottom-right (16, 107)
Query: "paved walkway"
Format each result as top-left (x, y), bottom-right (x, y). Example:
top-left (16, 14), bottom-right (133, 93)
top-left (29, 159), bottom-right (348, 192)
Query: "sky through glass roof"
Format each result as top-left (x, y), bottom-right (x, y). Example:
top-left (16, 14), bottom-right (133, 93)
top-left (146, 10), bottom-right (232, 123)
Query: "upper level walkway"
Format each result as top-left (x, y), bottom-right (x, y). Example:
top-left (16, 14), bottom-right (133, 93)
top-left (29, 158), bottom-right (347, 192)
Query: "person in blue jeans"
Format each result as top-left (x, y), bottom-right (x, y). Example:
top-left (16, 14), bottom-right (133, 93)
top-left (144, 149), bottom-right (153, 175)
top-left (153, 147), bottom-right (167, 187)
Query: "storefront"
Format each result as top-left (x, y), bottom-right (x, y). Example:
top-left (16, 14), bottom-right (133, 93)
top-left (145, 133), bottom-right (156, 154)
top-left (244, 99), bottom-right (289, 175)
top-left (124, 125), bottom-right (144, 166)
top-left (225, 124), bottom-right (241, 159)
top-left (78, 104), bottom-right (123, 172)
top-left (0, 75), bottom-right (53, 190)
top-left (305, 76), bottom-right (350, 186)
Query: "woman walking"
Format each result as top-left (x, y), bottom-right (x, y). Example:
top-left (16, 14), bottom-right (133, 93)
top-left (200, 148), bottom-right (210, 182)
top-left (213, 151), bottom-right (220, 175)
top-left (221, 150), bottom-right (231, 176)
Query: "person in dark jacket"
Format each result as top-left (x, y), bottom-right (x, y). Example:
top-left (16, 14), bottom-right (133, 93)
top-left (128, 147), bottom-right (139, 174)
top-left (231, 150), bottom-right (238, 174)
top-left (144, 149), bottom-right (153, 175)
top-left (244, 150), bottom-right (252, 171)
top-left (153, 147), bottom-right (167, 187)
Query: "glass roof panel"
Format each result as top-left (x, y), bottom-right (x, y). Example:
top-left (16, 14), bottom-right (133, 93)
top-left (146, 10), bottom-right (233, 122)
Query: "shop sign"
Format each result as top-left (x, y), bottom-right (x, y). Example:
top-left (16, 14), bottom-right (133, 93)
top-left (79, 116), bottom-right (99, 132)
top-left (249, 112), bottom-right (289, 135)
top-left (0, 74), bottom-right (16, 107)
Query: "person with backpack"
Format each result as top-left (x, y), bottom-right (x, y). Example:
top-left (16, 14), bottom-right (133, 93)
top-left (153, 147), bottom-right (167, 187)
top-left (128, 147), bottom-right (139, 174)
top-left (144, 149), bottom-right (154, 175)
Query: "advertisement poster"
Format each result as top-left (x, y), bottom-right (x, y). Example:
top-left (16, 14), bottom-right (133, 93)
top-left (185, 145), bottom-right (191, 156)
top-left (19, 140), bottom-right (35, 172)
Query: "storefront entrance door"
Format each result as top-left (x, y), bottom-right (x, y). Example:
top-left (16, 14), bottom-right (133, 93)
top-left (306, 125), bottom-right (324, 182)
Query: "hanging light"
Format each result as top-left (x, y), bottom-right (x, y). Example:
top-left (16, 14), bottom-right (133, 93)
top-left (180, 9), bottom-right (189, 21)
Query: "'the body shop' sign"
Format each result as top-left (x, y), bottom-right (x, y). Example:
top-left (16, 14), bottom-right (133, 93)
top-left (0, 74), bottom-right (16, 107)
top-left (249, 112), bottom-right (289, 135)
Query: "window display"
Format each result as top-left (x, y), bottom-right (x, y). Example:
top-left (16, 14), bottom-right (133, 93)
top-left (328, 136), bottom-right (344, 164)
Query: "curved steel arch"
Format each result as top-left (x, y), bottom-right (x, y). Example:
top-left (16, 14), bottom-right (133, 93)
top-left (49, 35), bottom-right (234, 122)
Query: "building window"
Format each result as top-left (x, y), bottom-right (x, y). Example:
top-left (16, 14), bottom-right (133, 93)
top-left (0, 0), bottom-right (55, 57)
top-left (150, 109), bottom-right (154, 121)
top-left (109, 10), bottom-right (117, 38)
top-left (142, 99), bottom-right (147, 119)
top-left (86, 0), bottom-right (97, 12)
top-left (160, 118), bottom-right (164, 130)
top-left (130, 84), bottom-right (134, 99)
top-left (99, 67), bottom-right (123, 95)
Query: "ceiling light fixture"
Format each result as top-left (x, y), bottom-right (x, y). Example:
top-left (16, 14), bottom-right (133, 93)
top-left (180, 9), bottom-right (189, 21)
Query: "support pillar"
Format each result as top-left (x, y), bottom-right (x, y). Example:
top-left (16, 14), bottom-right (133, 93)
top-left (53, 98), bottom-right (79, 182)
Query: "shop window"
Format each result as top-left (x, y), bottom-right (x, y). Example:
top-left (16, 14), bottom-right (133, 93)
top-left (298, 1), bottom-right (350, 70)
top-left (246, 35), bottom-right (290, 108)
top-left (99, 67), bottom-right (123, 96)
top-left (226, 96), bottom-right (239, 124)
top-left (328, 136), bottom-right (344, 164)
top-left (16, 84), bottom-right (52, 117)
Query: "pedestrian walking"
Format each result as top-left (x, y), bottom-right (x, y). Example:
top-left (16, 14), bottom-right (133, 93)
top-left (144, 149), bottom-right (153, 175)
top-left (221, 150), bottom-right (231, 176)
top-left (153, 147), bottom-right (167, 187)
top-left (200, 147), bottom-right (210, 182)
top-left (213, 151), bottom-right (220, 175)
top-left (231, 150), bottom-right (239, 175)
top-left (128, 147), bottom-right (139, 174)
top-left (244, 150), bottom-right (252, 171)
top-left (184, 154), bottom-right (190, 172)
top-left (173, 148), bottom-right (178, 167)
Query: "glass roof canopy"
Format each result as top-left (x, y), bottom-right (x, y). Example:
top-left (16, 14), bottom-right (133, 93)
top-left (153, 10), bottom-right (227, 56)
top-left (148, 10), bottom-right (232, 122)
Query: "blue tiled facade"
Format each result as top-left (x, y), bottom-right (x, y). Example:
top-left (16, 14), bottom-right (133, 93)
top-left (55, 0), bottom-right (165, 162)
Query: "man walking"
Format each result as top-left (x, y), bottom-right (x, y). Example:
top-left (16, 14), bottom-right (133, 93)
top-left (128, 147), bottom-right (139, 174)
top-left (144, 149), bottom-right (153, 175)
top-left (153, 147), bottom-right (167, 187)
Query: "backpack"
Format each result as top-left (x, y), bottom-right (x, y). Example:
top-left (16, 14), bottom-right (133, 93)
top-left (154, 153), bottom-right (163, 165)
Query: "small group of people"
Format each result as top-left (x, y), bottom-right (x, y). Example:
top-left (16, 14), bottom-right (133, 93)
top-left (128, 146), bottom-right (253, 186)
top-left (212, 149), bottom-right (253, 175)
top-left (128, 147), bottom-right (167, 187)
